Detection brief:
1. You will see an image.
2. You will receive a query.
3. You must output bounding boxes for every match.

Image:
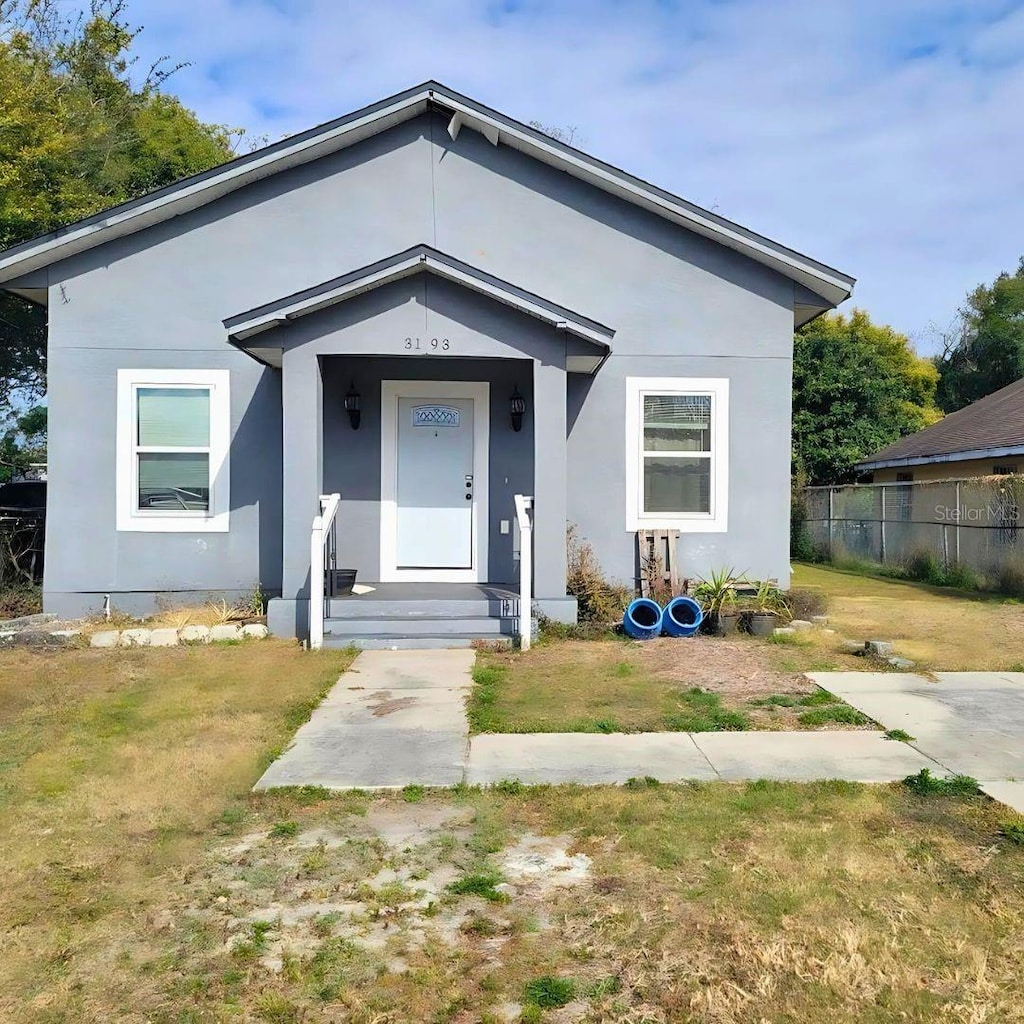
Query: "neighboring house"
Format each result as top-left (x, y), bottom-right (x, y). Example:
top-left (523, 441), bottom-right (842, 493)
top-left (0, 82), bottom-right (854, 644)
top-left (857, 378), bottom-right (1024, 483)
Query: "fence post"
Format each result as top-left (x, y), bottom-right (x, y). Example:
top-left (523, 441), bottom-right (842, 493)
top-left (954, 481), bottom-right (961, 564)
top-left (880, 486), bottom-right (886, 564)
top-left (828, 487), bottom-right (835, 558)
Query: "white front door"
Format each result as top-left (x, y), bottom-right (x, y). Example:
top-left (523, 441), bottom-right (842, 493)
top-left (381, 381), bottom-right (489, 582)
top-left (397, 397), bottom-right (474, 568)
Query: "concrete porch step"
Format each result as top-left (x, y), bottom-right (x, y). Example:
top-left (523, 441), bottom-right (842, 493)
top-left (321, 634), bottom-right (500, 650)
top-left (327, 597), bottom-right (518, 619)
top-left (324, 615), bottom-right (525, 638)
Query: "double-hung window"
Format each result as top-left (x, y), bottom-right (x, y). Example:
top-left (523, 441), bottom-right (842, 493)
top-left (116, 369), bottom-right (230, 532)
top-left (625, 377), bottom-right (729, 532)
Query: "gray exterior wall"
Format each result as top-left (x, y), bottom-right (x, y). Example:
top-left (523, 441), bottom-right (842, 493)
top-left (38, 109), bottom-right (799, 622)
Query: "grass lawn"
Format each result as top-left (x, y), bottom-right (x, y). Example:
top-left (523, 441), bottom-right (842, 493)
top-left (2, 642), bottom-right (1024, 1021)
top-left (469, 564), bottom-right (1024, 735)
top-left (793, 562), bottom-right (1024, 670)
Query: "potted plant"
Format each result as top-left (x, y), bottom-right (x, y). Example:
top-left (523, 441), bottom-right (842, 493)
top-left (694, 567), bottom-right (741, 636)
top-left (746, 579), bottom-right (788, 636)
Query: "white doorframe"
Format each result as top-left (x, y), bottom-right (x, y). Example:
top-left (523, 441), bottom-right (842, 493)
top-left (380, 380), bottom-right (490, 583)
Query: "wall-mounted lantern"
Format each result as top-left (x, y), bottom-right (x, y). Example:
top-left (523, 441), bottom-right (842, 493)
top-left (510, 386), bottom-right (526, 433)
top-left (344, 383), bottom-right (361, 430)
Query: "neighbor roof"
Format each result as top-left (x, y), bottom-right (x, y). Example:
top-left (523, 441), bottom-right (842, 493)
top-left (856, 378), bottom-right (1024, 471)
top-left (0, 81), bottom-right (854, 320)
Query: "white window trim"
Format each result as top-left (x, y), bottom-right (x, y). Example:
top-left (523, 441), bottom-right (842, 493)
top-left (625, 376), bottom-right (729, 533)
top-left (116, 368), bottom-right (231, 533)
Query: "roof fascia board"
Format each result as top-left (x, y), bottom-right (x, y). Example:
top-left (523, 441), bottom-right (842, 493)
top-left (434, 91), bottom-right (854, 304)
top-left (0, 91), bottom-right (433, 282)
top-left (856, 445), bottom-right (1024, 471)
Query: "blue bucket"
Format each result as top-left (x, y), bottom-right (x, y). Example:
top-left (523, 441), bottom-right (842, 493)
top-left (661, 596), bottom-right (703, 638)
top-left (623, 598), bottom-right (663, 640)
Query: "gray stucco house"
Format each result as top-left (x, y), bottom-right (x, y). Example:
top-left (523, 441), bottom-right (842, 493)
top-left (0, 82), bottom-right (853, 646)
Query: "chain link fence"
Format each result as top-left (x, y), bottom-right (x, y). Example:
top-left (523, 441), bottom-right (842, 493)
top-left (800, 475), bottom-right (1024, 591)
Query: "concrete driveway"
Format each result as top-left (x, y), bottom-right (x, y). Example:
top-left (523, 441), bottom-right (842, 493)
top-left (811, 671), bottom-right (1024, 812)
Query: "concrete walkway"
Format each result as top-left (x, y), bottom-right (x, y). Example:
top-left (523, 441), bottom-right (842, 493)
top-left (811, 671), bottom-right (1024, 813)
top-left (255, 649), bottom-right (474, 790)
top-left (256, 652), bottom-right (942, 791)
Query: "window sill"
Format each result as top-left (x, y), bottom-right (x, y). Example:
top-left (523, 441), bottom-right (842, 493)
top-left (116, 513), bottom-right (230, 533)
top-left (628, 515), bottom-right (728, 534)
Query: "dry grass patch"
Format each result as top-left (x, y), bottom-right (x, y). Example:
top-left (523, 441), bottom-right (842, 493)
top-left (3, 642), bottom-right (1024, 1022)
top-left (469, 636), bottom-right (866, 734)
top-left (793, 563), bottom-right (1024, 670)
top-left (0, 641), bottom-right (353, 1019)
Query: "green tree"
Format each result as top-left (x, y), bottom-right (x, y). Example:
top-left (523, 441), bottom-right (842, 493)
top-left (0, 0), bottom-right (242, 437)
top-left (0, 404), bottom-right (45, 482)
top-left (935, 259), bottom-right (1024, 412)
top-left (793, 310), bottom-right (941, 484)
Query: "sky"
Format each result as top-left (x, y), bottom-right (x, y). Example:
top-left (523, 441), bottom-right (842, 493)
top-left (99, 0), bottom-right (1024, 353)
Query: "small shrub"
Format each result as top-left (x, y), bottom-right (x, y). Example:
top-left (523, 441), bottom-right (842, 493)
top-left (884, 728), bottom-right (915, 742)
top-left (902, 768), bottom-right (981, 797)
top-left (567, 524), bottom-right (632, 623)
top-left (447, 871), bottom-right (509, 902)
top-left (904, 549), bottom-right (945, 585)
top-left (999, 820), bottom-right (1024, 845)
top-left (268, 821), bottom-right (299, 839)
top-left (797, 705), bottom-right (870, 726)
top-left (0, 584), bottom-right (42, 619)
top-left (524, 975), bottom-right (576, 1009)
top-left (402, 784), bottom-right (425, 803)
top-left (996, 563), bottom-right (1024, 599)
top-left (786, 586), bottom-right (829, 620)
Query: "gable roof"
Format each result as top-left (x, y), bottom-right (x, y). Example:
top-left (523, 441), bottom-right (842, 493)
top-left (224, 244), bottom-right (614, 373)
top-left (856, 378), bottom-right (1024, 471)
top-left (0, 81), bottom-right (854, 319)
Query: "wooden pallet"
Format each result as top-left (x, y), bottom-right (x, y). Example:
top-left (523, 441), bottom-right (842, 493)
top-left (637, 529), bottom-right (683, 598)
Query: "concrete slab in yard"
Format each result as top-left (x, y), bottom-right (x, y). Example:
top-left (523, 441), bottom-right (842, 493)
top-left (981, 781), bottom-right (1024, 815)
top-left (254, 649), bottom-right (474, 791)
top-left (812, 671), bottom-right (1024, 782)
top-left (692, 731), bottom-right (941, 782)
top-left (466, 733), bottom-right (718, 786)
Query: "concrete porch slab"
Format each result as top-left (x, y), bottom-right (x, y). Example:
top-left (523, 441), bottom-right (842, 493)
top-left (691, 730), bottom-right (942, 782)
top-left (466, 732), bottom-right (718, 786)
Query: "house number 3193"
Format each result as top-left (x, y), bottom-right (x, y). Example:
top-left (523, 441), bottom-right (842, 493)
top-left (404, 337), bottom-right (451, 352)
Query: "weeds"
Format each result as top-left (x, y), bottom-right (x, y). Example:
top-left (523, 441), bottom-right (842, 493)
top-left (567, 524), bottom-right (632, 623)
top-left (268, 821), bottom-right (299, 839)
top-left (902, 768), bottom-right (981, 798)
top-left (402, 784), bottom-right (425, 803)
top-left (999, 820), bottom-right (1024, 845)
top-left (524, 975), bottom-right (576, 1009)
top-left (467, 663), bottom-right (506, 733)
top-left (493, 778), bottom-right (525, 796)
top-left (884, 728), bottom-right (915, 742)
top-left (663, 688), bottom-right (749, 732)
top-left (797, 705), bottom-right (870, 727)
top-left (447, 871), bottom-right (509, 902)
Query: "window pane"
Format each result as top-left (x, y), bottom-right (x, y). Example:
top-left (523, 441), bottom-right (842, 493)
top-left (138, 453), bottom-right (210, 511)
top-left (138, 387), bottom-right (210, 447)
top-left (643, 456), bottom-right (710, 514)
top-left (643, 394), bottom-right (710, 452)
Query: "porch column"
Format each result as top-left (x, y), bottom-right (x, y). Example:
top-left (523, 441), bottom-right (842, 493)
top-left (269, 346), bottom-right (322, 637)
top-left (531, 358), bottom-right (570, 615)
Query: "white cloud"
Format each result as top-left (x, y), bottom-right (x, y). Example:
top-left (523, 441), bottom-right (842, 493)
top-left (118, 0), bottom-right (1024, 352)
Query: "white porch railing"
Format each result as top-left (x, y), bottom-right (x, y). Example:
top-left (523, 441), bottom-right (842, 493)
top-left (514, 494), bottom-right (533, 650)
top-left (309, 492), bottom-right (341, 650)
